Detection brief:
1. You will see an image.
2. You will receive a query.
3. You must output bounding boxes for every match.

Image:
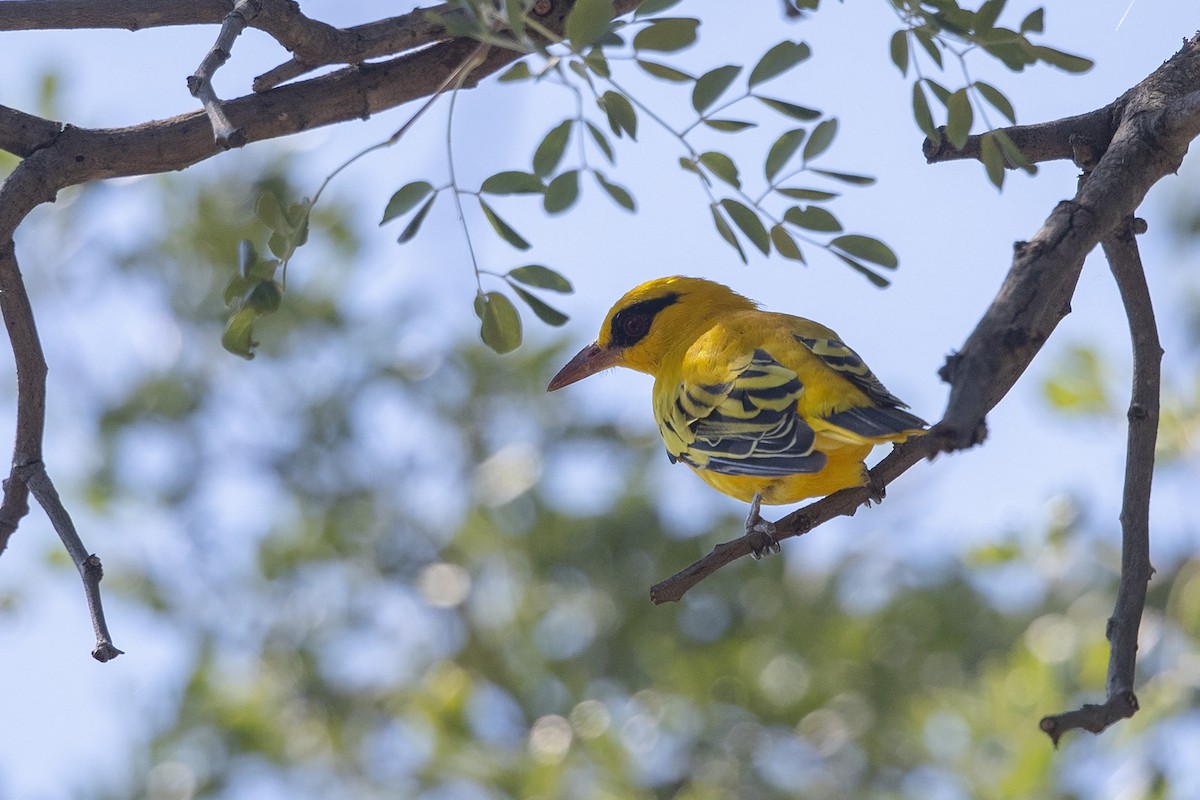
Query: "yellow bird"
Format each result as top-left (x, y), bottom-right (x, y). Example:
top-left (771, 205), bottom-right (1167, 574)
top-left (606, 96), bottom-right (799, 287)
top-left (547, 276), bottom-right (925, 552)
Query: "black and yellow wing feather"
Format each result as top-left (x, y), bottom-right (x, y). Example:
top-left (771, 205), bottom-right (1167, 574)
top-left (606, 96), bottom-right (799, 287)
top-left (794, 334), bottom-right (927, 437)
top-left (659, 349), bottom-right (827, 478)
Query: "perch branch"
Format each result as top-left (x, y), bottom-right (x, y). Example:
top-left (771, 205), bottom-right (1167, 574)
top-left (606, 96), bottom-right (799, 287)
top-left (1039, 218), bottom-right (1159, 746)
top-left (651, 31), bottom-right (1200, 605)
top-left (187, 0), bottom-right (260, 148)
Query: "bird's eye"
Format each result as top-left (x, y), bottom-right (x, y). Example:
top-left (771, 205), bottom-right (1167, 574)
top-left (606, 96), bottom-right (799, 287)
top-left (621, 313), bottom-right (650, 340)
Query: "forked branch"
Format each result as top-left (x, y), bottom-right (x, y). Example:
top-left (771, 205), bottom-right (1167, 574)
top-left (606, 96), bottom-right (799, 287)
top-left (1039, 218), bottom-right (1159, 746)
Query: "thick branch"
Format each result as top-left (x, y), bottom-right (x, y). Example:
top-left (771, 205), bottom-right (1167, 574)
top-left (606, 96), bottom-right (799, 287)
top-left (0, 105), bottom-right (65, 159)
top-left (0, 0), bottom-right (233, 30)
top-left (1039, 219), bottom-right (1159, 746)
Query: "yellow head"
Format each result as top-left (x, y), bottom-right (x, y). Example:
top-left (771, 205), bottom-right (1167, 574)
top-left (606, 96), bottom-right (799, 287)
top-left (547, 276), bottom-right (757, 390)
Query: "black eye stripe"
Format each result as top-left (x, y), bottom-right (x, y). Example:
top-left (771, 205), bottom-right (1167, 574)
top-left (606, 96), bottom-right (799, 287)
top-left (609, 293), bottom-right (680, 347)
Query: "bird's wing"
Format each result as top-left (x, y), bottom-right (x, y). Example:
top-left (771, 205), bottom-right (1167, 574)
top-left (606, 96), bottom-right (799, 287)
top-left (660, 349), bottom-right (828, 477)
top-left (793, 334), bottom-right (927, 437)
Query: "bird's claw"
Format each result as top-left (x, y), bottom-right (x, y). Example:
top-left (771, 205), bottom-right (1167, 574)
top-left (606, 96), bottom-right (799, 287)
top-left (864, 471), bottom-right (886, 506)
top-left (745, 493), bottom-right (781, 559)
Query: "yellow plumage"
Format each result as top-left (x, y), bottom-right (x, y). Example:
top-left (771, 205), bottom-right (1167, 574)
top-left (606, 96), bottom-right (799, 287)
top-left (548, 276), bottom-right (925, 510)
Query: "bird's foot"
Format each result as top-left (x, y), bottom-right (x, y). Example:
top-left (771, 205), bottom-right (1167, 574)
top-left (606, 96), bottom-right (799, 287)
top-left (864, 471), bottom-right (886, 506)
top-left (745, 492), bottom-right (781, 559)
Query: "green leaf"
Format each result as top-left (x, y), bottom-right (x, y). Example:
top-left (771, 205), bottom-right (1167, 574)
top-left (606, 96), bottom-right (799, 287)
top-left (698, 151), bottom-right (740, 188)
top-left (803, 118), bottom-right (838, 163)
top-left (945, 88), bottom-right (973, 149)
top-left (784, 205), bottom-right (842, 232)
top-left (913, 28), bottom-right (943, 68)
top-left (255, 192), bottom-right (288, 232)
top-left (634, 0), bottom-right (683, 17)
top-left (889, 30), bottom-right (909, 76)
top-left (756, 96), bottom-right (821, 121)
top-left (636, 59), bottom-right (693, 82)
top-left (246, 280), bottom-right (283, 313)
top-left (709, 204), bottom-right (747, 263)
top-left (222, 306), bottom-right (260, 360)
top-left (720, 199), bottom-right (770, 255)
top-left (632, 17), bottom-right (699, 52)
top-left (594, 171), bottom-right (636, 211)
top-left (1032, 45), bottom-right (1093, 73)
top-left (911, 82), bottom-right (936, 137)
top-left (565, 0), bottom-right (613, 50)
top-left (830, 234), bottom-right (898, 268)
top-left (809, 169), bottom-right (874, 185)
top-left (678, 156), bottom-right (703, 178)
top-left (980, 132), bottom-right (1005, 189)
top-left (479, 199), bottom-right (531, 250)
top-left (775, 187), bottom-right (837, 201)
top-left (765, 128), bottom-right (806, 181)
top-left (474, 291), bottom-right (523, 354)
top-left (498, 61), bottom-right (533, 82)
top-left (585, 121), bottom-right (615, 163)
top-left (703, 119), bottom-right (756, 132)
top-left (543, 170), bottom-right (580, 214)
top-left (397, 195), bottom-right (436, 243)
top-left (692, 65), bottom-right (742, 113)
top-left (480, 171), bottom-right (545, 195)
top-left (974, 81), bottom-right (1015, 124)
top-left (507, 264), bottom-right (573, 292)
top-left (770, 224), bottom-right (805, 262)
top-left (533, 120), bottom-right (572, 178)
top-left (505, 0), bottom-right (527, 38)
top-left (1020, 8), bottom-right (1044, 33)
top-left (924, 78), bottom-right (952, 105)
top-left (223, 274), bottom-right (250, 306)
top-left (511, 286), bottom-right (569, 326)
top-left (748, 40), bottom-right (812, 87)
top-left (975, 0), bottom-right (1005, 32)
top-left (994, 129), bottom-right (1036, 174)
top-left (833, 252), bottom-right (890, 287)
top-left (598, 91), bottom-right (638, 139)
top-left (568, 58), bottom-right (596, 88)
top-left (582, 49), bottom-right (611, 79)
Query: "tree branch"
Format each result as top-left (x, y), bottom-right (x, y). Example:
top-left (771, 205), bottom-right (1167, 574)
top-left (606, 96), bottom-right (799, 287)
top-left (187, 0), bottom-right (260, 148)
top-left (1039, 218), bottom-right (1160, 746)
top-left (651, 32), bottom-right (1200, 604)
top-left (924, 106), bottom-right (1117, 166)
top-left (0, 242), bottom-right (122, 660)
top-left (0, 0), bottom-right (233, 31)
top-left (251, 3), bottom-right (463, 92)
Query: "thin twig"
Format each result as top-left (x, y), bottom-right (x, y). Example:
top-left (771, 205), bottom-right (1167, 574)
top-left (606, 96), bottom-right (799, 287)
top-left (23, 464), bottom-right (123, 661)
top-left (187, 0), bottom-right (261, 148)
top-left (1039, 217), bottom-right (1159, 746)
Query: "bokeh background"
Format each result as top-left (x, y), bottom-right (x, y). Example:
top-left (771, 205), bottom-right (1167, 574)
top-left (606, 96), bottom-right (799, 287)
top-left (1, 2), bottom-right (1199, 798)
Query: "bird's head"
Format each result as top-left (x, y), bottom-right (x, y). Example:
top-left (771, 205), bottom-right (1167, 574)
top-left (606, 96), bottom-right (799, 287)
top-left (547, 276), bottom-right (756, 391)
